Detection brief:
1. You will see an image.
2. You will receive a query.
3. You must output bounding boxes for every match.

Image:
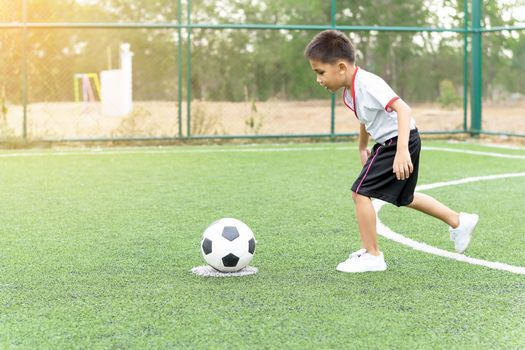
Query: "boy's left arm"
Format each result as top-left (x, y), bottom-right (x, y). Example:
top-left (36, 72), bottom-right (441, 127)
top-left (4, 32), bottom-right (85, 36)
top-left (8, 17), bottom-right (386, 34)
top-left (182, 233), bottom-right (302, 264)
top-left (391, 99), bottom-right (413, 181)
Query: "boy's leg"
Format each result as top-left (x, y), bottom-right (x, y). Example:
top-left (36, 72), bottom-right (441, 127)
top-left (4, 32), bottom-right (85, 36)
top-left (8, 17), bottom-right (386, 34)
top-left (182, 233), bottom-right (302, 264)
top-left (407, 192), bottom-right (478, 253)
top-left (407, 192), bottom-right (460, 228)
top-left (336, 191), bottom-right (386, 273)
top-left (353, 192), bottom-right (380, 256)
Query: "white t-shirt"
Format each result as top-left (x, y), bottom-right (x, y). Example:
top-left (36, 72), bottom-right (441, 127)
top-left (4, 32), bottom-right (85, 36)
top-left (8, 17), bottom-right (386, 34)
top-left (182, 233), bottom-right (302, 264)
top-left (343, 67), bottom-right (416, 144)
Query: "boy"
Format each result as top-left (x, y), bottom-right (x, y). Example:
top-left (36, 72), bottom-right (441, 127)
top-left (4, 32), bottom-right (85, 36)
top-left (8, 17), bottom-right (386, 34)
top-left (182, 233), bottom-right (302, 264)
top-left (304, 30), bottom-right (479, 273)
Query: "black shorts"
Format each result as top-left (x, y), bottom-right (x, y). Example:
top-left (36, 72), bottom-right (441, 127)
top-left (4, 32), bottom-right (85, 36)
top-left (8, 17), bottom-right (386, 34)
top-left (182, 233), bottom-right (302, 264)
top-left (351, 129), bottom-right (421, 207)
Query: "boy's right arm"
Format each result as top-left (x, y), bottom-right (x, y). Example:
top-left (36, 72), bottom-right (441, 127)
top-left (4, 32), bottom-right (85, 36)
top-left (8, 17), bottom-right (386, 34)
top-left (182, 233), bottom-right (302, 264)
top-left (358, 123), bottom-right (370, 166)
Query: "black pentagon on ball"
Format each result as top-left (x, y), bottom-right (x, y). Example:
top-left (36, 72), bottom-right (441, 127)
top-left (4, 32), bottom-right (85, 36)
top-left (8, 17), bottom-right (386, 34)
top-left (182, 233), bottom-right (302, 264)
top-left (222, 253), bottom-right (240, 267)
top-left (222, 226), bottom-right (240, 241)
top-left (202, 238), bottom-right (213, 255)
top-left (248, 238), bottom-right (256, 254)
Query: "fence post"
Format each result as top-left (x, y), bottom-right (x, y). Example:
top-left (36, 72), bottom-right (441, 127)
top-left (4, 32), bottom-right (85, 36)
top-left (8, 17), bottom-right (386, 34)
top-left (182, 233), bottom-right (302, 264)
top-left (471, 0), bottom-right (482, 136)
top-left (177, 0), bottom-right (183, 138)
top-left (186, 0), bottom-right (192, 138)
top-left (330, 0), bottom-right (336, 141)
top-left (22, 0), bottom-right (28, 140)
top-left (463, 0), bottom-right (469, 132)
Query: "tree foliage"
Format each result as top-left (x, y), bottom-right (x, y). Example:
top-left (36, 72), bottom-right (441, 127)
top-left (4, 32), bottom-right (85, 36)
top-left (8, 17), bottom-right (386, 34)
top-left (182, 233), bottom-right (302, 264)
top-left (0, 0), bottom-right (524, 104)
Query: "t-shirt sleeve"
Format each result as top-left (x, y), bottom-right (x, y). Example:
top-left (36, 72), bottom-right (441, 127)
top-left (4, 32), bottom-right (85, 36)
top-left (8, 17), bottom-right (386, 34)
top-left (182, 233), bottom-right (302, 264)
top-left (363, 75), bottom-right (399, 112)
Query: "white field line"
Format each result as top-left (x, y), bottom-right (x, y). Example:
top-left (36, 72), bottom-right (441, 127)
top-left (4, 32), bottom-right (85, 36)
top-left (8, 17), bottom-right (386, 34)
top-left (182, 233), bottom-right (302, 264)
top-left (0, 144), bottom-right (524, 158)
top-left (423, 146), bottom-right (525, 159)
top-left (373, 173), bottom-right (525, 275)
top-left (0, 146), bottom-right (350, 158)
top-left (459, 142), bottom-right (525, 151)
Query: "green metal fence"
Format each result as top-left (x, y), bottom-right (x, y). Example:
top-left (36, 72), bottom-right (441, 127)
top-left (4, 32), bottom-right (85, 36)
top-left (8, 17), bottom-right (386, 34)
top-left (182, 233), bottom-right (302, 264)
top-left (1, 0), bottom-right (524, 142)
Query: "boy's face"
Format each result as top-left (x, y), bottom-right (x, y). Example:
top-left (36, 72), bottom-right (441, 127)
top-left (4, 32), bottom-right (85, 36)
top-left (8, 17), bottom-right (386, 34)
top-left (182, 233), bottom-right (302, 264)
top-left (309, 59), bottom-right (347, 92)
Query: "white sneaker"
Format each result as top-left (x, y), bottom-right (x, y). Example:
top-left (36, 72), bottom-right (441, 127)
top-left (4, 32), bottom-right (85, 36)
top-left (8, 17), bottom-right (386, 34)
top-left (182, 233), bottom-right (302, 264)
top-left (336, 249), bottom-right (387, 273)
top-left (449, 212), bottom-right (479, 253)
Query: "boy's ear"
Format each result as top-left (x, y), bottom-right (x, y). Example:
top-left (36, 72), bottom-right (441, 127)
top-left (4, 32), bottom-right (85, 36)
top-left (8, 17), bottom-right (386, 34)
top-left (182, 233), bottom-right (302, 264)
top-left (337, 61), bottom-right (348, 74)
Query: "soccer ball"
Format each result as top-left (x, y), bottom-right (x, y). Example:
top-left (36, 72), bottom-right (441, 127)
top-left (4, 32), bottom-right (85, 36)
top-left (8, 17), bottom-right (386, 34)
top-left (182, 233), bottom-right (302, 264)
top-left (200, 218), bottom-right (256, 272)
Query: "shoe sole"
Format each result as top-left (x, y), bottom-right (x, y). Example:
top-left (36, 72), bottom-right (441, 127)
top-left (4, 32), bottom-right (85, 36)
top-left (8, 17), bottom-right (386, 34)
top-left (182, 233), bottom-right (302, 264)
top-left (456, 214), bottom-right (479, 254)
top-left (336, 264), bottom-right (387, 273)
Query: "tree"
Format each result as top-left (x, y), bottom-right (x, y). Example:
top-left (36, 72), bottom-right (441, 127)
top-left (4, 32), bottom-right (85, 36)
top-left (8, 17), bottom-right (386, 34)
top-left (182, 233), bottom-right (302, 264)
top-left (1, 0), bottom-right (522, 105)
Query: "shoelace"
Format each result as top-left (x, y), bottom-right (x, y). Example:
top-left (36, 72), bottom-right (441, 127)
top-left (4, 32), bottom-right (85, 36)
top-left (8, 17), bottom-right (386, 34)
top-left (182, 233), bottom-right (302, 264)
top-left (349, 249), bottom-right (366, 259)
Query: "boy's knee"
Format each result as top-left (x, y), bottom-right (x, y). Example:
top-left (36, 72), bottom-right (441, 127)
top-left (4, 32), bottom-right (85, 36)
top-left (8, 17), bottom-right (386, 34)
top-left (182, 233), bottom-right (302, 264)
top-left (352, 191), bottom-right (370, 203)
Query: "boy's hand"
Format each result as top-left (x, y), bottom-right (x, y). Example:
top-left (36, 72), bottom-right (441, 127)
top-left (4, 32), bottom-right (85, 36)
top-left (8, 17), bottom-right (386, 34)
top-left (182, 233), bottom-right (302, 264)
top-left (393, 148), bottom-right (413, 180)
top-left (359, 148), bottom-right (371, 166)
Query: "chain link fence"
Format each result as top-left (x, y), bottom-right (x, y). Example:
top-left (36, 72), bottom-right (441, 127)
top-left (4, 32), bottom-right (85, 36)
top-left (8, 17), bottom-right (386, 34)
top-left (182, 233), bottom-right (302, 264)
top-left (1, 0), bottom-right (524, 143)
top-left (482, 29), bottom-right (525, 136)
top-left (23, 28), bottom-right (180, 140)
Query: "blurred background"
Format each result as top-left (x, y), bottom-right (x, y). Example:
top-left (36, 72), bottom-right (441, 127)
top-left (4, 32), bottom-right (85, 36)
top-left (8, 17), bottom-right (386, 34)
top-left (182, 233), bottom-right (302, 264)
top-left (1, 0), bottom-right (524, 142)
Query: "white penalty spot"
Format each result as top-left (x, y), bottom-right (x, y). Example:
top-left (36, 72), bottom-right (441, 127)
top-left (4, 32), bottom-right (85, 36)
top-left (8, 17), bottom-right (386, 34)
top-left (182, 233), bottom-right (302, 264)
top-left (191, 265), bottom-right (258, 277)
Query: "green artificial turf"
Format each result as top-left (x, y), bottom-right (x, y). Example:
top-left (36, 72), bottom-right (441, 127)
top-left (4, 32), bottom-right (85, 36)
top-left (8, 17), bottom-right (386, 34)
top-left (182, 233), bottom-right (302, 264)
top-left (0, 141), bottom-right (524, 349)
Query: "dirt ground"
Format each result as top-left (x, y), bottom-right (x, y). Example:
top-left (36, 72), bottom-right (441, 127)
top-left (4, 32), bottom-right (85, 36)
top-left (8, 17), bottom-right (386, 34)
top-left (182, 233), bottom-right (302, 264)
top-left (2, 100), bottom-right (524, 142)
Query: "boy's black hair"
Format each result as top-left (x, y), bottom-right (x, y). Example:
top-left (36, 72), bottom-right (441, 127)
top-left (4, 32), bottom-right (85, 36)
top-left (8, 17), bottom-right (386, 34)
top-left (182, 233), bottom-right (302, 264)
top-left (304, 30), bottom-right (355, 64)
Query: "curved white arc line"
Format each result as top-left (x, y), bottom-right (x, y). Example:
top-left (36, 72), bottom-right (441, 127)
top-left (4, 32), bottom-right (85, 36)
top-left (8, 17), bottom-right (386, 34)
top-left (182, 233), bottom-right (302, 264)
top-left (416, 173), bottom-right (525, 191)
top-left (373, 173), bottom-right (525, 275)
